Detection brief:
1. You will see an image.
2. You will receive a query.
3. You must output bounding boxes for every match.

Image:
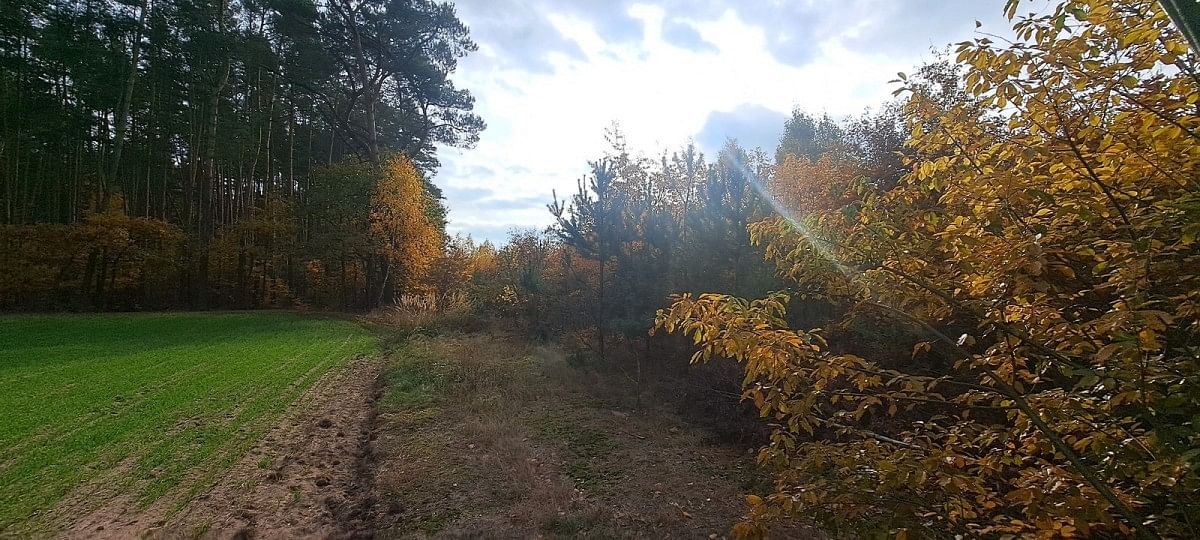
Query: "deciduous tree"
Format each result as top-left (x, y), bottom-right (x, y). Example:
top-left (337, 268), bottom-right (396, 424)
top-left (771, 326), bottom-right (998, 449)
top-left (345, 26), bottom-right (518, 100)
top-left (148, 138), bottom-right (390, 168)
top-left (658, 0), bottom-right (1200, 536)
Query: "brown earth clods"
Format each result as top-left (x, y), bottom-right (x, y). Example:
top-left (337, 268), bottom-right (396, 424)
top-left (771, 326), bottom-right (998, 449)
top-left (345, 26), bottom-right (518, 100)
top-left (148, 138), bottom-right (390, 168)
top-left (61, 354), bottom-right (383, 540)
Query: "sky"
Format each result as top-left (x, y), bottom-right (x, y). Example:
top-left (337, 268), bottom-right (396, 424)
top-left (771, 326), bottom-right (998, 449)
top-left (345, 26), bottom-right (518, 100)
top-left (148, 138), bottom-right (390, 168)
top-left (434, 0), bottom-right (1014, 243)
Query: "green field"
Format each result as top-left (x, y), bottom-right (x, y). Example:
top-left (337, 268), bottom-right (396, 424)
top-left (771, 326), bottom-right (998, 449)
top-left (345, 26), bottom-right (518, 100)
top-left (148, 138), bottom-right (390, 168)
top-left (0, 311), bottom-right (377, 533)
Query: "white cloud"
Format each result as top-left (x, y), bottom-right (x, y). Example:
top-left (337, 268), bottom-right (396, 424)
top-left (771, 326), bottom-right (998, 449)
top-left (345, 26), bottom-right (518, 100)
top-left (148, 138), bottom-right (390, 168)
top-left (437, 0), bottom-right (1010, 243)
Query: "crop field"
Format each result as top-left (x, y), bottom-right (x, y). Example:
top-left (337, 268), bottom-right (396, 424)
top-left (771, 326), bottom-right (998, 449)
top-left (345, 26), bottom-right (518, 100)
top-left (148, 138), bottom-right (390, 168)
top-left (0, 312), bottom-right (377, 534)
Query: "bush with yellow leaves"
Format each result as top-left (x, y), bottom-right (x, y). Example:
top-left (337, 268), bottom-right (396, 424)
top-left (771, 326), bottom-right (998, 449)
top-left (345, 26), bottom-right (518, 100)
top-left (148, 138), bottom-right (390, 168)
top-left (657, 0), bottom-right (1200, 537)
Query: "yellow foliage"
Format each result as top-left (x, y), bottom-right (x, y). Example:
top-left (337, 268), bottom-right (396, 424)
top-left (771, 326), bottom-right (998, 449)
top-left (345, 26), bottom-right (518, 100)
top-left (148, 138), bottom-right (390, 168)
top-left (371, 154), bottom-right (443, 296)
top-left (207, 199), bottom-right (298, 307)
top-left (658, 0), bottom-right (1200, 537)
top-left (771, 154), bottom-right (861, 219)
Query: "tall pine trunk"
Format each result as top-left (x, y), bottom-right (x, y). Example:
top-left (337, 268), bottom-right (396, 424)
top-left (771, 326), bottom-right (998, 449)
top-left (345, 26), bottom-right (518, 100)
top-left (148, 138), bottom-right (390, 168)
top-left (108, 0), bottom-right (148, 200)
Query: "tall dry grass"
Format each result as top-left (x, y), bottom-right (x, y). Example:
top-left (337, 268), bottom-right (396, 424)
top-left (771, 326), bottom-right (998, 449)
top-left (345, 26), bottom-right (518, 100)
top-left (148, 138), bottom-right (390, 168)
top-left (366, 291), bottom-right (482, 336)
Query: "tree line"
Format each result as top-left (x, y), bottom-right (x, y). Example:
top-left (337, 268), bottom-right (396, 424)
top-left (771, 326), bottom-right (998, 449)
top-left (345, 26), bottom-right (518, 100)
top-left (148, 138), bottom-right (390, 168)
top-left (0, 0), bottom-right (482, 310)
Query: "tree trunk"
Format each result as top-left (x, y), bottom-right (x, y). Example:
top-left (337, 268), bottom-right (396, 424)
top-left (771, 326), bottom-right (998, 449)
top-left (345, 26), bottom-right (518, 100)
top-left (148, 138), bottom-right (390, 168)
top-left (337, 0), bottom-right (379, 162)
top-left (108, 0), bottom-right (149, 196)
top-left (598, 252), bottom-right (607, 362)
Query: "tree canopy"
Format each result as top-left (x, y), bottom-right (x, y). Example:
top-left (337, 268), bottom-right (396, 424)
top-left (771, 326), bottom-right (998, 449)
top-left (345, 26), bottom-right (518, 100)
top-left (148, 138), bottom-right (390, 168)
top-left (0, 0), bottom-right (482, 309)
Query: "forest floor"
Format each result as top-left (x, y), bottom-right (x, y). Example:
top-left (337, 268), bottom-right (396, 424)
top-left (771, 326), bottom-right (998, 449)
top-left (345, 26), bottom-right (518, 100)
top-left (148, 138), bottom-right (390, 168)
top-left (3, 314), bottom-right (804, 538)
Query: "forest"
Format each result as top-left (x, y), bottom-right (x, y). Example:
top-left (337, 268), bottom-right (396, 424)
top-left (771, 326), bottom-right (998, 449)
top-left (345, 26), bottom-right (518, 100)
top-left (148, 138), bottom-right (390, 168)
top-left (0, 0), bottom-right (480, 309)
top-left (3, 0), bottom-right (1200, 538)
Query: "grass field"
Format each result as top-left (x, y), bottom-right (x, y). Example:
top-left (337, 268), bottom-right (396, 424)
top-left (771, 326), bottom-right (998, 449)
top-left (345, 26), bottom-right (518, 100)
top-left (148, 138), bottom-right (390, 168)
top-left (0, 311), bottom-right (377, 534)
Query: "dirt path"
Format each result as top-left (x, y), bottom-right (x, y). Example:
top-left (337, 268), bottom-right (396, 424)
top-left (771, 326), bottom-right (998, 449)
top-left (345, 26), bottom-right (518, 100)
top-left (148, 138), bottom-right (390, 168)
top-left (62, 354), bottom-right (383, 539)
top-left (56, 330), bottom-right (807, 539)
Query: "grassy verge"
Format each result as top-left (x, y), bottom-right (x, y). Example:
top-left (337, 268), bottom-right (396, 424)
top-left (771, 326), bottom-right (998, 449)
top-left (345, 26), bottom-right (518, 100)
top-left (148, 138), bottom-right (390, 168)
top-left (367, 329), bottom-right (793, 538)
top-left (0, 311), bottom-right (377, 534)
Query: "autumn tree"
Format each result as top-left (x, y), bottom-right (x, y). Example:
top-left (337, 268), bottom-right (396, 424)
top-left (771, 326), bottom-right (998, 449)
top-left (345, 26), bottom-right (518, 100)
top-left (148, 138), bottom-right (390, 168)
top-left (770, 154), bottom-right (860, 223)
top-left (208, 200), bottom-right (298, 307)
top-left (424, 234), bottom-right (491, 307)
top-left (1, 195), bottom-right (182, 310)
top-left (658, 0), bottom-right (1200, 537)
top-left (369, 154), bottom-right (443, 306)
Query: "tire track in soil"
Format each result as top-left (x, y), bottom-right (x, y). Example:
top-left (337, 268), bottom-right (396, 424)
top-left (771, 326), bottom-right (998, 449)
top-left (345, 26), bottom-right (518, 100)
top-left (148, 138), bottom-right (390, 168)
top-left (64, 353), bottom-right (387, 539)
top-left (44, 338), bottom-right (352, 537)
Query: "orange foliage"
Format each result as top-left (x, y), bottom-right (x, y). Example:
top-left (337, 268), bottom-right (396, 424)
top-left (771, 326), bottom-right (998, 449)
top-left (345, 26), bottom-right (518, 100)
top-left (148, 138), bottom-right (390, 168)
top-left (770, 154), bottom-right (861, 219)
top-left (371, 155), bottom-right (443, 296)
top-left (0, 195), bottom-right (182, 309)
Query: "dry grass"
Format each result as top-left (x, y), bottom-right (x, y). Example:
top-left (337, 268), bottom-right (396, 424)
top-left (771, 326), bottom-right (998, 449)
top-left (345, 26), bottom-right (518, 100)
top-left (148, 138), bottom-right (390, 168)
top-left (360, 326), bottom-right (810, 538)
top-left (373, 333), bottom-right (581, 535)
top-left (364, 293), bottom-right (483, 339)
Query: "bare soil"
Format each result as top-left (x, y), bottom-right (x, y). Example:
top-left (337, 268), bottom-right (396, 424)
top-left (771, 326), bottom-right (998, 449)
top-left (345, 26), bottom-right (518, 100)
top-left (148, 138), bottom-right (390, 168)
top-left (60, 354), bottom-right (383, 539)
top-left (53, 329), bottom-right (812, 539)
